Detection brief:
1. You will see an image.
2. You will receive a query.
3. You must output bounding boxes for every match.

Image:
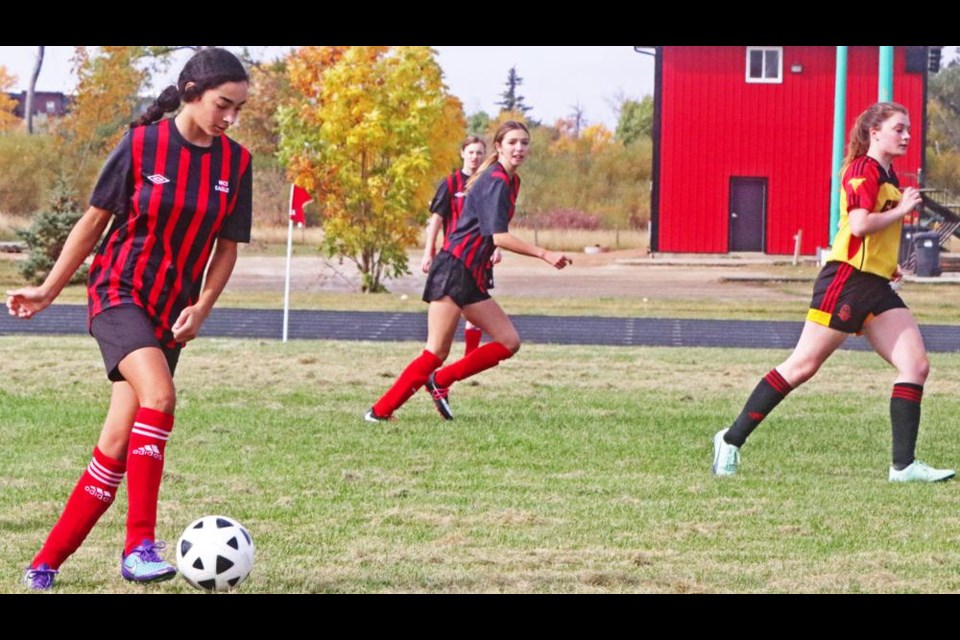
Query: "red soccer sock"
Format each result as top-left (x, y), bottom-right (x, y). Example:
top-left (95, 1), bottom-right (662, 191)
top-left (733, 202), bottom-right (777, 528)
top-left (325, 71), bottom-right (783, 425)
top-left (434, 342), bottom-right (513, 388)
top-left (464, 327), bottom-right (483, 356)
top-left (33, 447), bottom-right (126, 570)
top-left (372, 350), bottom-right (443, 418)
top-left (125, 407), bottom-right (174, 554)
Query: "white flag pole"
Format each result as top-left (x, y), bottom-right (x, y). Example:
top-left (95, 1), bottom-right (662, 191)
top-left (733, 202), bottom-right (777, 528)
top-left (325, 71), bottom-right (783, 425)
top-left (283, 184), bottom-right (295, 343)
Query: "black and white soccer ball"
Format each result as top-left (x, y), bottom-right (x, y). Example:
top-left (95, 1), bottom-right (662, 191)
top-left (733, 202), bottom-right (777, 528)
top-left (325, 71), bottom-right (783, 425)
top-left (176, 515), bottom-right (255, 592)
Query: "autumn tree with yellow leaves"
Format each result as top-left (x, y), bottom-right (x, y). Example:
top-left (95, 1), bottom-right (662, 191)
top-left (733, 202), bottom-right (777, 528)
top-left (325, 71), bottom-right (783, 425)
top-left (0, 66), bottom-right (20, 132)
top-left (55, 46), bottom-right (151, 204)
top-left (279, 46), bottom-right (465, 293)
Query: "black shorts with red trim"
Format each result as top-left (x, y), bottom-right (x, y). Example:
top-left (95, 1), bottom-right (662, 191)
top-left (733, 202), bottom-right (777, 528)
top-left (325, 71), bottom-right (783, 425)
top-left (90, 304), bottom-right (181, 382)
top-left (806, 261), bottom-right (907, 334)
top-left (422, 250), bottom-right (491, 308)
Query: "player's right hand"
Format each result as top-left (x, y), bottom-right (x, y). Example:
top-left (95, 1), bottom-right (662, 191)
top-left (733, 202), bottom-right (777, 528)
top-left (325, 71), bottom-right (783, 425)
top-left (420, 253), bottom-right (433, 274)
top-left (898, 187), bottom-right (922, 217)
top-left (6, 286), bottom-right (53, 319)
top-left (543, 251), bottom-right (572, 270)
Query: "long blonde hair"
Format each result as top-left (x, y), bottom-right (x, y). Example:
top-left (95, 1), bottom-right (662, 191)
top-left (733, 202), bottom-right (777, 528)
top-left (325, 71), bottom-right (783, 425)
top-left (465, 120), bottom-right (530, 192)
top-left (842, 101), bottom-right (909, 170)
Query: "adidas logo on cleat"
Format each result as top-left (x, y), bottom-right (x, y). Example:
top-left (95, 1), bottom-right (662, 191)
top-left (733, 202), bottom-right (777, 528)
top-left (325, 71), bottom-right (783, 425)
top-left (132, 444), bottom-right (163, 460)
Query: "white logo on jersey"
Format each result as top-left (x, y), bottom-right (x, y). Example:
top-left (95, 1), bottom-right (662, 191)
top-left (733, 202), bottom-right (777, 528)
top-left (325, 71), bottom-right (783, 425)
top-left (215, 179), bottom-right (230, 194)
top-left (454, 191), bottom-right (466, 199)
top-left (146, 174), bottom-right (170, 185)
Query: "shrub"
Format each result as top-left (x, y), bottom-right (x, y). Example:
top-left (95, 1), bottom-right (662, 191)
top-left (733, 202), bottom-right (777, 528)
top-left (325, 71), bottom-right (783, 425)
top-left (0, 133), bottom-right (58, 215)
top-left (16, 177), bottom-right (87, 285)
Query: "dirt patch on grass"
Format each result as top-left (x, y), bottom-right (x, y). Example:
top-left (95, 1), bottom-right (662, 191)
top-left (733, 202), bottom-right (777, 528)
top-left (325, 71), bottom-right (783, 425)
top-left (227, 249), bottom-right (806, 302)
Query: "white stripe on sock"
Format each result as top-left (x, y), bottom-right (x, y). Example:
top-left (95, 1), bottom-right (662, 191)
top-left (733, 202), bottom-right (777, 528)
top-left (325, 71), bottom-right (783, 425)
top-left (87, 464), bottom-right (123, 487)
top-left (132, 423), bottom-right (170, 441)
top-left (89, 458), bottom-right (124, 481)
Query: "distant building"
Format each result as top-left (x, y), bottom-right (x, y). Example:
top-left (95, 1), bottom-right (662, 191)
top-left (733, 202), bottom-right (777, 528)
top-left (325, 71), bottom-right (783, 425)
top-left (649, 46), bottom-right (933, 255)
top-left (5, 91), bottom-right (71, 118)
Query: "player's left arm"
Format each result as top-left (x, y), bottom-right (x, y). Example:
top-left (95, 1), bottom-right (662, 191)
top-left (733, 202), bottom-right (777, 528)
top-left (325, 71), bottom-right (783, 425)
top-left (172, 238), bottom-right (239, 343)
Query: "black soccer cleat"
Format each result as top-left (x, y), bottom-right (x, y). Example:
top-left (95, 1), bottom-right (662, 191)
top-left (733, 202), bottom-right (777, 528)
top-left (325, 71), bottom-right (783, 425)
top-left (425, 372), bottom-right (454, 420)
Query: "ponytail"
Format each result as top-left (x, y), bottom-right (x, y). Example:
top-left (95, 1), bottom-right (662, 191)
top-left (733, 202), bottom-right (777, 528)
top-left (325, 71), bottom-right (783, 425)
top-left (841, 101), bottom-right (908, 171)
top-left (130, 85), bottom-right (181, 128)
top-left (465, 150), bottom-right (500, 193)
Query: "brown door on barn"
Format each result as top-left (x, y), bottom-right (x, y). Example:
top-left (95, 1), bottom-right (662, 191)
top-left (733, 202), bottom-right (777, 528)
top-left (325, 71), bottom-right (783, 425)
top-left (729, 178), bottom-right (767, 252)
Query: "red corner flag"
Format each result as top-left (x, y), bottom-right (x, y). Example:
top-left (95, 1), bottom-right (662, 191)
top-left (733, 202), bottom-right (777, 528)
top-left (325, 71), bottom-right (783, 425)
top-left (289, 184), bottom-right (311, 227)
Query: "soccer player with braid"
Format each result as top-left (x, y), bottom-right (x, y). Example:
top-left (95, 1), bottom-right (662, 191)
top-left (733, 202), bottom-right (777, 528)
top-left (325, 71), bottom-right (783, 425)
top-left (712, 102), bottom-right (954, 483)
top-left (366, 121), bottom-right (572, 422)
top-left (9, 48), bottom-right (253, 589)
top-left (421, 135), bottom-right (501, 356)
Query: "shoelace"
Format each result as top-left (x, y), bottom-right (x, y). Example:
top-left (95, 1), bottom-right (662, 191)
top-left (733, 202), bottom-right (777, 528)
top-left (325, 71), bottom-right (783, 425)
top-left (133, 541), bottom-right (167, 563)
top-left (430, 385), bottom-right (449, 401)
top-left (26, 566), bottom-right (59, 586)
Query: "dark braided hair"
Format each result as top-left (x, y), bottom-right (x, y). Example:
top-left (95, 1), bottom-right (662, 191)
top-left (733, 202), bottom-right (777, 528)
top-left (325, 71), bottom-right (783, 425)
top-left (132, 47), bottom-right (249, 128)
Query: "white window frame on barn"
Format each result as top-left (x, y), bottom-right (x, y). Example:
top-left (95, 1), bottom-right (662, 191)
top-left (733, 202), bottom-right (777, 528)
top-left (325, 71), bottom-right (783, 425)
top-left (745, 47), bottom-right (782, 84)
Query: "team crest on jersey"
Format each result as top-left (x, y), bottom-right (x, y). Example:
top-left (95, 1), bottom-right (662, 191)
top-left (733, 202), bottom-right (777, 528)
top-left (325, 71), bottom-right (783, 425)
top-left (146, 174), bottom-right (170, 185)
top-left (837, 304), bottom-right (852, 322)
top-left (215, 179), bottom-right (230, 194)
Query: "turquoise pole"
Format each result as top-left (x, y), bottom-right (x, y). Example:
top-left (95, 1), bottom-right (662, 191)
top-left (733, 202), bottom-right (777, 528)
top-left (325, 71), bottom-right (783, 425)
top-left (879, 46), bottom-right (894, 101)
top-left (829, 46), bottom-right (848, 241)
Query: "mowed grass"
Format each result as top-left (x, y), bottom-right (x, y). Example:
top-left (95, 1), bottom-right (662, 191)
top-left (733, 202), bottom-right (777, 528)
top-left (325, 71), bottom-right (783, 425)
top-left (3, 336), bottom-right (960, 593)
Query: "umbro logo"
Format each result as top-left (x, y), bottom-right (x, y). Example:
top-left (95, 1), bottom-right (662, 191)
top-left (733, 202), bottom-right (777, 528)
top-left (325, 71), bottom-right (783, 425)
top-left (454, 191), bottom-right (466, 199)
top-left (132, 444), bottom-right (163, 460)
top-left (147, 174), bottom-right (170, 185)
top-left (84, 485), bottom-right (114, 502)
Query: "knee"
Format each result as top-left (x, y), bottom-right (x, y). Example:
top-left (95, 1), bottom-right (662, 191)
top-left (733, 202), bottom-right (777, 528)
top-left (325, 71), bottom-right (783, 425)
top-left (430, 346), bottom-right (450, 362)
top-left (139, 386), bottom-right (176, 414)
top-left (502, 338), bottom-right (521, 355)
top-left (900, 355), bottom-right (930, 384)
top-left (781, 358), bottom-right (820, 387)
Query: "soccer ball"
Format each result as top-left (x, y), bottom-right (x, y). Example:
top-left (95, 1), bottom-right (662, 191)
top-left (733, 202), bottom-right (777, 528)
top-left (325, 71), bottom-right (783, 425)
top-left (176, 515), bottom-right (255, 592)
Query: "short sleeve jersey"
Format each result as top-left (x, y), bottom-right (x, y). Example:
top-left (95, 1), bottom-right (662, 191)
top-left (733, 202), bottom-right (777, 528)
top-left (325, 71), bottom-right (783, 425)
top-left (441, 162), bottom-right (519, 292)
top-left (827, 155), bottom-right (902, 279)
top-left (428, 169), bottom-right (469, 239)
top-left (87, 118), bottom-right (253, 346)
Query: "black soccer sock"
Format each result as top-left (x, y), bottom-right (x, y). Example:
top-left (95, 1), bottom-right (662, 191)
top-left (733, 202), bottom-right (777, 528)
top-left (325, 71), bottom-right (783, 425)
top-left (725, 369), bottom-right (793, 447)
top-left (891, 383), bottom-right (923, 470)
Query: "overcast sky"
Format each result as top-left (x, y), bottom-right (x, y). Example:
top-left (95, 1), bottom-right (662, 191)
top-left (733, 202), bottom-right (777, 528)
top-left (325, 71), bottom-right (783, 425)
top-left (0, 46), bottom-right (656, 131)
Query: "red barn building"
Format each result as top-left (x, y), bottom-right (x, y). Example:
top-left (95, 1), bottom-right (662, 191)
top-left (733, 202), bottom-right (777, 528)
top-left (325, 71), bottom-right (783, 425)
top-left (650, 46), bottom-right (928, 255)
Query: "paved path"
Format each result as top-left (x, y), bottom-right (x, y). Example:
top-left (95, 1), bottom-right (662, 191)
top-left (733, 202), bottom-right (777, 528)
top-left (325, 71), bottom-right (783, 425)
top-left (2, 304), bottom-right (959, 352)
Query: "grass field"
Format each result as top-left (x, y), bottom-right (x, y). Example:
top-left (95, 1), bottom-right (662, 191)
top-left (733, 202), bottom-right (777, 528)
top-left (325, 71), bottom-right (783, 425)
top-left (4, 336), bottom-right (960, 593)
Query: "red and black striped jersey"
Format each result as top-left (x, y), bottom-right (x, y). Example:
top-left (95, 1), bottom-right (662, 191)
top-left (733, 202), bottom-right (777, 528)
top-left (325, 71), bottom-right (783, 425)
top-left (429, 169), bottom-right (469, 239)
top-left (442, 162), bottom-right (519, 292)
top-left (828, 155), bottom-right (902, 279)
top-left (86, 118), bottom-right (253, 346)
